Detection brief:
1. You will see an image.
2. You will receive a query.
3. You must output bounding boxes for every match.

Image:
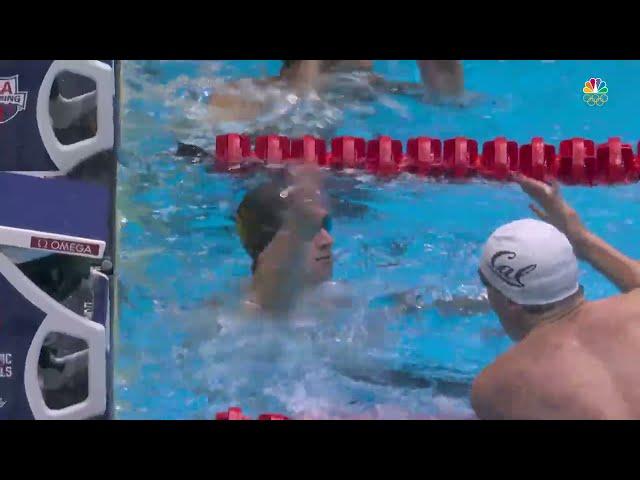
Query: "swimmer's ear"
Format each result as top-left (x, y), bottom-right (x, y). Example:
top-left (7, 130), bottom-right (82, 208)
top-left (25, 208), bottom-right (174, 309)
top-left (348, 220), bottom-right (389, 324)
top-left (507, 298), bottom-right (527, 315)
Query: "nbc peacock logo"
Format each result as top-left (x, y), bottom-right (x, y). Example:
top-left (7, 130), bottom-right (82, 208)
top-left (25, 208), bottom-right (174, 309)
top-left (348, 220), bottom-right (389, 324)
top-left (583, 77), bottom-right (608, 107)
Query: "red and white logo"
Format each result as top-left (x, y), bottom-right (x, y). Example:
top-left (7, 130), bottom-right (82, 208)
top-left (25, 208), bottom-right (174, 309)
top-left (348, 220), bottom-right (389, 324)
top-left (30, 236), bottom-right (100, 257)
top-left (0, 75), bottom-right (27, 124)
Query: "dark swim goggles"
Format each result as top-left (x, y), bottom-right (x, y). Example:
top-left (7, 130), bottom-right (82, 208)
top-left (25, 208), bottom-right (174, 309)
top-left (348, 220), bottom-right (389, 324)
top-left (280, 186), bottom-right (332, 233)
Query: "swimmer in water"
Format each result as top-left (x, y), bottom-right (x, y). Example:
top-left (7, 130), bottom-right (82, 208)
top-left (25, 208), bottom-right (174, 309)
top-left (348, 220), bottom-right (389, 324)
top-left (210, 60), bottom-right (466, 122)
top-left (236, 164), bottom-right (333, 312)
top-left (472, 173), bottom-right (640, 420)
top-left (236, 163), bottom-right (489, 315)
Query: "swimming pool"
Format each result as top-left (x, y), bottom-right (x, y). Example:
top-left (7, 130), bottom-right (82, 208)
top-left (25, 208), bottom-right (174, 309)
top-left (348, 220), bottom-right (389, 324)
top-left (115, 60), bottom-right (640, 419)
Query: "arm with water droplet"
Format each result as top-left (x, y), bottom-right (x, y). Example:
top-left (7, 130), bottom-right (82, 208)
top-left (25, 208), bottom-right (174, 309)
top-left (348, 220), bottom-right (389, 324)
top-left (369, 286), bottom-right (490, 317)
top-left (515, 173), bottom-right (640, 293)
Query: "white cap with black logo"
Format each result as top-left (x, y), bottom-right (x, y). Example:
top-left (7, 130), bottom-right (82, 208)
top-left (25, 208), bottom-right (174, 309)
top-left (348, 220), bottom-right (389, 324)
top-left (479, 218), bottom-right (580, 305)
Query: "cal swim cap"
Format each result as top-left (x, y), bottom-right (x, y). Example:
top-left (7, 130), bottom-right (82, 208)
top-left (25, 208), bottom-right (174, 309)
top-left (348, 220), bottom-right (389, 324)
top-left (479, 218), bottom-right (580, 306)
top-left (236, 180), bottom-right (288, 270)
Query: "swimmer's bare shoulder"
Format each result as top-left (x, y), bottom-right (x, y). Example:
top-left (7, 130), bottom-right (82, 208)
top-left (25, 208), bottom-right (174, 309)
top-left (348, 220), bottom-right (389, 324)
top-left (472, 325), bottom-right (630, 419)
top-left (596, 287), bottom-right (640, 322)
top-left (242, 284), bottom-right (353, 317)
top-left (472, 342), bottom-right (543, 420)
top-left (577, 291), bottom-right (640, 371)
top-left (471, 339), bottom-right (566, 419)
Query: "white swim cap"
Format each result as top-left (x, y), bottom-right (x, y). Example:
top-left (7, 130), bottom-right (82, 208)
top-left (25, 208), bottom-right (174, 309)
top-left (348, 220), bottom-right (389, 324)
top-left (479, 219), bottom-right (580, 305)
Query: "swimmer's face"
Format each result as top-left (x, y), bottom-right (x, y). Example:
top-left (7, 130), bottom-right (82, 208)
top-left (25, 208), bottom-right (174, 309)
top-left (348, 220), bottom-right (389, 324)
top-left (302, 219), bottom-right (334, 285)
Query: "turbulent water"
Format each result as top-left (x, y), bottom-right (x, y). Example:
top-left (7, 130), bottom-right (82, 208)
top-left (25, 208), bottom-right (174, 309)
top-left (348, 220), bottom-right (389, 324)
top-left (115, 60), bottom-right (640, 419)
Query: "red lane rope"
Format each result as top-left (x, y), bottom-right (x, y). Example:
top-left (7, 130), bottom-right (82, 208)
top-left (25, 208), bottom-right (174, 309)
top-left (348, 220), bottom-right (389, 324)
top-left (215, 407), bottom-right (289, 421)
top-left (211, 134), bottom-right (640, 185)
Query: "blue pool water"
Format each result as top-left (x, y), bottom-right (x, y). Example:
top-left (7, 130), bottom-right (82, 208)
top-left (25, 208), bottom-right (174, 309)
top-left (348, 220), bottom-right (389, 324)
top-left (116, 60), bottom-right (640, 419)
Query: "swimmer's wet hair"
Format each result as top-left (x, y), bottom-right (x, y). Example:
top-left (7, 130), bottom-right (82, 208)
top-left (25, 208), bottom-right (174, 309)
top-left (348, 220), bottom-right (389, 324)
top-left (236, 179), bottom-right (289, 273)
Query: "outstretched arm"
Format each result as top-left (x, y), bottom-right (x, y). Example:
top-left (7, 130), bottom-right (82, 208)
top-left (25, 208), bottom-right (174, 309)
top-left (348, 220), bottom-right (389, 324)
top-left (514, 172), bottom-right (640, 293)
top-left (432, 295), bottom-right (491, 317)
top-left (367, 61), bottom-right (465, 100)
top-left (370, 288), bottom-right (490, 317)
